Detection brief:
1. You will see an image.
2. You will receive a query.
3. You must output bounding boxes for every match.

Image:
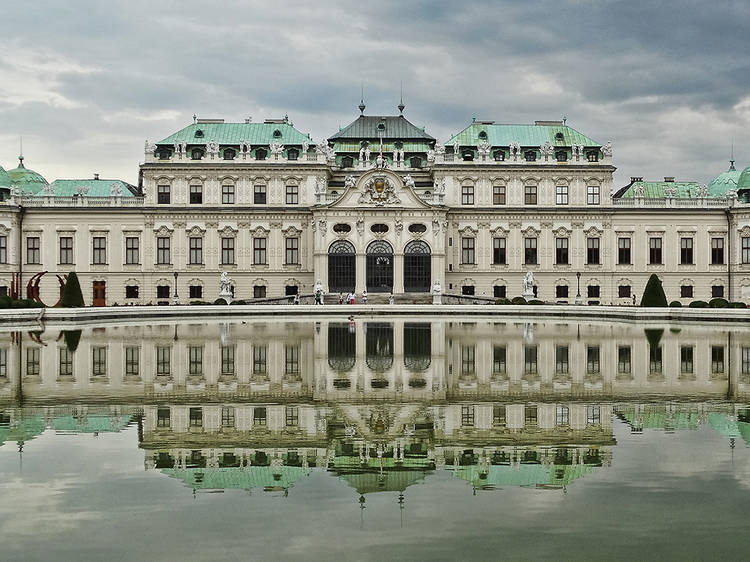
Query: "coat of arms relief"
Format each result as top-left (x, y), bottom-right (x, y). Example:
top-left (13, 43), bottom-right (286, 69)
top-left (357, 174), bottom-right (401, 206)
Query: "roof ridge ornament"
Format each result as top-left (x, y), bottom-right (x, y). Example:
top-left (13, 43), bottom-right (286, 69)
top-left (398, 81), bottom-right (405, 115)
top-left (359, 83), bottom-right (366, 114)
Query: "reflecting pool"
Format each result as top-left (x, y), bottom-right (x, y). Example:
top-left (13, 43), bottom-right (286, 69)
top-left (1, 318), bottom-right (749, 560)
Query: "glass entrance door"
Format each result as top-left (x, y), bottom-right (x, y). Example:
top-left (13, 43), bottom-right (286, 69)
top-left (328, 241), bottom-right (355, 292)
top-left (366, 240), bottom-right (393, 293)
top-left (404, 240), bottom-right (431, 292)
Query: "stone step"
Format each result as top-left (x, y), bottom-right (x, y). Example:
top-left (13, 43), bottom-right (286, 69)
top-left (323, 292), bottom-right (432, 305)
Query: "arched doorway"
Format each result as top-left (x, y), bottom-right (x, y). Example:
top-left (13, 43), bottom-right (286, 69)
top-left (366, 240), bottom-right (393, 293)
top-left (404, 240), bottom-right (431, 292)
top-left (328, 240), bottom-right (355, 292)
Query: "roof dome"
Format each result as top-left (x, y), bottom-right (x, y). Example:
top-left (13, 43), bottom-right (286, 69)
top-left (738, 165), bottom-right (750, 191)
top-left (707, 160), bottom-right (742, 197)
top-left (0, 165), bottom-right (10, 188)
top-left (7, 156), bottom-right (48, 194)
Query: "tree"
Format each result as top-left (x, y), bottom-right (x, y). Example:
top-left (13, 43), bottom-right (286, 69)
top-left (640, 274), bottom-right (668, 307)
top-left (61, 272), bottom-right (84, 307)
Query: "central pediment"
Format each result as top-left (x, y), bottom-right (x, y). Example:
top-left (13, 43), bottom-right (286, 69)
top-left (327, 169), bottom-right (433, 209)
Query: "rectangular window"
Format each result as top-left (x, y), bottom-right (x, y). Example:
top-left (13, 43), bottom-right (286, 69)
top-left (492, 345), bottom-right (506, 374)
top-left (556, 185), bottom-right (569, 205)
top-left (461, 185), bottom-right (474, 205)
top-left (189, 237), bottom-right (202, 265)
top-left (461, 405), bottom-right (475, 427)
top-left (0, 236), bottom-right (6, 264)
top-left (556, 406), bottom-right (570, 426)
top-left (254, 184), bottom-right (267, 205)
top-left (157, 408), bottom-right (170, 428)
top-left (524, 185), bottom-right (537, 205)
top-left (587, 346), bottom-right (600, 374)
top-left (26, 348), bottom-right (40, 376)
top-left (461, 238), bottom-right (475, 264)
top-left (189, 285), bottom-right (202, 299)
top-left (587, 185), bottom-right (600, 205)
top-left (680, 237), bottom-right (694, 265)
top-left (711, 346), bottom-right (724, 373)
top-left (618, 238), bottom-right (631, 265)
top-left (493, 405), bottom-right (506, 426)
top-left (587, 285), bottom-right (600, 298)
top-left (618, 285), bottom-right (631, 298)
top-left (92, 237), bottom-right (106, 265)
top-left (285, 237), bottom-right (299, 265)
top-left (156, 346), bottom-right (170, 375)
top-left (221, 237), bottom-right (235, 265)
top-left (556, 285), bottom-right (569, 299)
top-left (156, 237), bottom-right (170, 265)
top-left (0, 348), bottom-right (7, 377)
top-left (742, 347), bottom-right (750, 375)
top-left (525, 405), bottom-right (538, 426)
top-left (188, 346), bottom-right (203, 375)
top-left (92, 346), bottom-right (107, 376)
top-left (59, 237), bottom-right (73, 264)
top-left (618, 346), bottom-right (631, 374)
top-left (125, 237), bottom-right (139, 264)
top-left (555, 345), bottom-right (569, 374)
top-left (712, 285), bottom-right (724, 298)
top-left (222, 184), bottom-right (235, 204)
top-left (27, 236), bottom-right (40, 264)
top-left (711, 238), bottom-right (725, 265)
top-left (524, 345), bottom-right (538, 374)
top-left (254, 285), bottom-right (266, 299)
top-left (59, 348), bottom-right (73, 377)
top-left (285, 345), bottom-right (300, 374)
top-left (493, 185), bottom-right (506, 205)
top-left (253, 238), bottom-right (267, 265)
top-left (649, 237), bottom-right (663, 265)
top-left (253, 407), bottom-right (267, 426)
top-left (189, 407), bottom-right (202, 427)
top-left (492, 238), bottom-right (506, 265)
top-left (680, 346), bottom-right (694, 374)
top-left (189, 184), bottom-right (203, 204)
top-left (286, 184), bottom-right (299, 205)
top-left (461, 346), bottom-right (475, 374)
top-left (125, 346), bottom-right (139, 376)
top-left (587, 405), bottom-right (601, 425)
top-left (649, 345), bottom-right (663, 374)
top-left (157, 184), bottom-right (170, 204)
top-left (524, 238), bottom-right (537, 265)
top-left (493, 285), bottom-right (506, 298)
top-left (680, 285), bottom-right (693, 298)
top-left (253, 346), bottom-right (267, 374)
top-left (587, 237), bottom-right (600, 265)
top-left (221, 346), bottom-right (235, 375)
top-left (742, 237), bottom-right (750, 264)
top-left (222, 406), bottom-right (235, 428)
top-left (555, 237), bottom-right (569, 265)
top-left (156, 285), bottom-right (170, 299)
top-left (285, 406), bottom-right (299, 426)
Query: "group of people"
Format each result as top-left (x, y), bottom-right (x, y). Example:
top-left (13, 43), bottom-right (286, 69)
top-left (339, 291), bottom-right (365, 304)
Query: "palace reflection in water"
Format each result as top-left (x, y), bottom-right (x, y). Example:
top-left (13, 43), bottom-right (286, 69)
top-left (1, 318), bottom-right (750, 497)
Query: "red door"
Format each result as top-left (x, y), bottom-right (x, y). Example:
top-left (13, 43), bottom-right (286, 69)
top-left (93, 281), bottom-right (106, 307)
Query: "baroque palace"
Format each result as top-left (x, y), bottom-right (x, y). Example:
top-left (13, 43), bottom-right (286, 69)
top-left (1, 103), bottom-right (750, 305)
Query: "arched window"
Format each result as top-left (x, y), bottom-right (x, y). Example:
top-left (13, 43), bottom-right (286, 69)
top-left (329, 240), bottom-right (355, 254)
top-left (555, 150), bottom-right (567, 162)
top-left (462, 150), bottom-right (474, 161)
top-left (158, 148), bottom-right (171, 160)
top-left (328, 323), bottom-right (355, 371)
top-left (223, 148), bottom-right (236, 160)
top-left (341, 155), bottom-right (354, 168)
top-left (404, 240), bottom-right (431, 254)
top-left (524, 150), bottom-right (537, 162)
top-left (194, 130), bottom-right (204, 138)
top-left (287, 148), bottom-right (299, 161)
top-left (191, 148), bottom-right (204, 160)
top-left (555, 132), bottom-right (564, 141)
top-left (255, 148), bottom-right (267, 160)
top-left (409, 156), bottom-right (422, 168)
top-left (493, 150), bottom-right (505, 161)
top-left (273, 129), bottom-right (282, 138)
top-left (365, 322), bottom-right (393, 372)
top-left (404, 323), bottom-right (431, 371)
top-left (586, 151), bottom-right (599, 162)
top-left (478, 130), bottom-right (488, 140)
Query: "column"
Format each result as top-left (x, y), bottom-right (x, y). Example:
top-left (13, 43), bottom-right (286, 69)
top-left (393, 252), bottom-right (404, 293)
top-left (355, 253), bottom-right (366, 294)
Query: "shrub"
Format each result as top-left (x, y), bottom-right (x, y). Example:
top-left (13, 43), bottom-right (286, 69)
top-left (494, 298), bottom-right (511, 305)
top-left (644, 328), bottom-right (664, 349)
top-left (61, 272), bottom-right (84, 307)
top-left (528, 299), bottom-right (544, 305)
top-left (0, 296), bottom-right (12, 309)
top-left (640, 274), bottom-right (668, 307)
top-left (669, 300), bottom-right (682, 307)
top-left (708, 298), bottom-right (729, 308)
top-left (231, 299), bottom-right (247, 305)
top-left (729, 301), bottom-right (747, 308)
top-left (688, 300), bottom-right (709, 308)
top-left (64, 330), bottom-right (82, 352)
top-left (511, 296), bottom-right (527, 305)
top-left (213, 298), bottom-right (229, 305)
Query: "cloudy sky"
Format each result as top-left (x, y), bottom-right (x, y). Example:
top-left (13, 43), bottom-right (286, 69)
top-left (1, 0), bottom-right (748, 187)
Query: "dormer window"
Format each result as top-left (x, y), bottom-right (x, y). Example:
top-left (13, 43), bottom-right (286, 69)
top-left (586, 151), bottom-right (599, 162)
top-left (287, 148), bottom-right (299, 160)
top-left (409, 156), bottom-right (422, 168)
top-left (223, 148), bottom-right (236, 160)
top-left (555, 150), bottom-right (567, 162)
top-left (341, 155), bottom-right (354, 168)
top-left (478, 131), bottom-right (488, 140)
top-left (493, 150), bottom-right (505, 161)
top-left (158, 148), bottom-right (171, 160)
top-left (273, 129), bottom-right (282, 138)
top-left (462, 151), bottom-right (474, 162)
top-left (194, 130), bottom-right (204, 138)
top-left (555, 132), bottom-right (564, 141)
top-left (191, 148), bottom-right (204, 160)
top-left (524, 150), bottom-right (537, 162)
top-left (255, 148), bottom-right (267, 161)
top-left (394, 141), bottom-right (403, 149)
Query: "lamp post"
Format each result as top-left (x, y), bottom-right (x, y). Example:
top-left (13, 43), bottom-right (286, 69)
top-left (173, 271), bottom-right (179, 305)
top-left (575, 271), bottom-right (583, 305)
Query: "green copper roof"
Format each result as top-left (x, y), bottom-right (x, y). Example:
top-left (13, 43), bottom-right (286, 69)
top-left (331, 141), bottom-right (432, 153)
top-left (0, 416), bottom-right (46, 446)
top-left (329, 115), bottom-right (435, 142)
top-left (707, 161), bottom-right (742, 196)
top-left (617, 406), bottom-right (701, 430)
top-left (446, 122), bottom-right (600, 147)
top-left (7, 157), bottom-right (48, 191)
top-left (53, 414), bottom-right (132, 434)
top-left (161, 466), bottom-right (311, 491)
top-left (0, 165), bottom-right (10, 188)
top-left (336, 469), bottom-right (431, 494)
top-left (157, 121), bottom-right (314, 146)
top-left (616, 180), bottom-right (703, 199)
top-left (47, 179), bottom-right (138, 197)
top-left (738, 165), bottom-right (750, 191)
top-left (453, 463), bottom-right (595, 489)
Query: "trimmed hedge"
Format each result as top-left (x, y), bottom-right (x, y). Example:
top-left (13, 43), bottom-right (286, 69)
top-left (213, 298), bottom-right (229, 305)
top-left (61, 272), bottom-right (84, 307)
top-left (640, 274), bottom-right (668, 307)
top-left (688, 300), bottom-right (709, 308)
top-left (528, 299), bottom-right (545, 305)
top-left (511, 296), bottom-right (527, 305)
top-left (494, 298), bottom-right (511, 305)
top-left (729, 301), bottom-right (748, 308)
top-left (669, 300), bottom-right (682, 307)
top-left (708, 298), bottom-right (729, 308)
top-left (0, 297), bottom-right (44, 308)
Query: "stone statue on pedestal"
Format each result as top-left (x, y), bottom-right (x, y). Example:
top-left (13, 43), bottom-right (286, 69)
top-left (432, 279), bottom-right (442, 305)
top-left (522, 271), bottom-right (535, 300)
top-left (219, 271), bottom-right (233, 304)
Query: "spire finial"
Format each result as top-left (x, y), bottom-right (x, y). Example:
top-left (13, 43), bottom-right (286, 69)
top-left (18, 135), bottom-right (25, 167)
top-left (730, 139), bottom-right (735, 170)
top-left (193, 114), bottom-right (197, 124)
top-left (359, 83), bottom-right (366, 114)
top-left (398, 81), bottom-right (405, 115)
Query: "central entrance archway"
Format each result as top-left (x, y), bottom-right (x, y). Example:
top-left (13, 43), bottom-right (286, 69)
top-left (404, 240), bottom-right (431, 292)
top-left (366, 240), bottom-right (393, 293)
top-left (328, 240), bottom-right (355, 292)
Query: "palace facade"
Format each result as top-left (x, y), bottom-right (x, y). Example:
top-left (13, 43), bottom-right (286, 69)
top-left (2, 105), bottom-right (750, 305)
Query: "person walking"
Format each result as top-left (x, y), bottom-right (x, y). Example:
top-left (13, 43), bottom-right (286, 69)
top-left (362, 290), bottom-right (368, 304)
top-left (389, 293), bottom-right (395, 305)
top-left (349, 292), bottom-right (356, 304)
top-left (338, 293), bottom-right (344, 305)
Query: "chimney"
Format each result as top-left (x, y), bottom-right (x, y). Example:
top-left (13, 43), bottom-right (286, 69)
top-left (664, 176), bottom-right (675, 182)
top-left (94, 173), bottom-right (99, 180)
top-left (630, 176), bottom-right (643, 183)
top-left (245, 117), bottom-right (251, 124)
